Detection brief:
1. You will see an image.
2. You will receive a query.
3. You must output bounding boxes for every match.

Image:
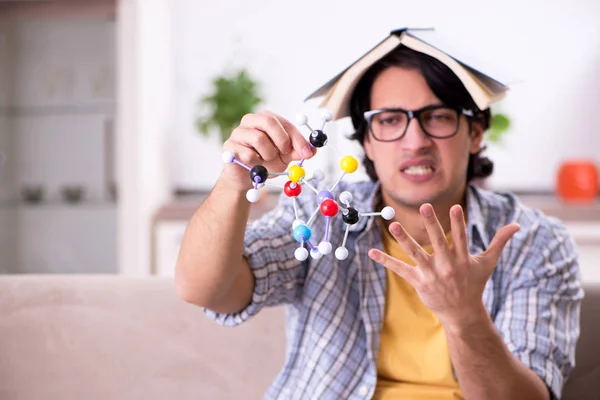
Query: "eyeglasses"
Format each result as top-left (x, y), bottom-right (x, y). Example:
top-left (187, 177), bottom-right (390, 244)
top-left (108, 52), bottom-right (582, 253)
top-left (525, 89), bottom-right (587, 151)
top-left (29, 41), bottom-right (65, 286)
top-left (363, 104), bottom-right (475, 142)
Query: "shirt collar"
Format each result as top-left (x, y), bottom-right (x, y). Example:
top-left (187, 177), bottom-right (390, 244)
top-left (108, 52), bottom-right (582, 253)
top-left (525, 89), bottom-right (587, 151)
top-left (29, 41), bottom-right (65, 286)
top-left (337, 181), bottom-right (381, 233)
top-left (465, 183), bottom-right (491, 249)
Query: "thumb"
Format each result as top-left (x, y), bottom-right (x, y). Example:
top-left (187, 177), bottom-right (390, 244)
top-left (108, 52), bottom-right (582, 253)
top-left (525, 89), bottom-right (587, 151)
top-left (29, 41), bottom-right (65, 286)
top-left (481, 223), bottom-right (520, 265)
top-left (288, 133), bottom-right (316, 162)
top-left (286, 127), bottom-right (316, 162)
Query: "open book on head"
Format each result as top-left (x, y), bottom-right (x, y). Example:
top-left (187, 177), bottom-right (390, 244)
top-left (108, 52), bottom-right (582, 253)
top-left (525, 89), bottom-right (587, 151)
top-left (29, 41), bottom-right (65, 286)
top-left (305, 27), bottom-right (512, 121)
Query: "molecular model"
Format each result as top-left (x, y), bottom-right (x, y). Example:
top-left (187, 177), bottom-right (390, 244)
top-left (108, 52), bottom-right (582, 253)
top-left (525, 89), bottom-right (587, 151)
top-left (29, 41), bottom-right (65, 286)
top-left (221, 109), bottom-right (395, 261)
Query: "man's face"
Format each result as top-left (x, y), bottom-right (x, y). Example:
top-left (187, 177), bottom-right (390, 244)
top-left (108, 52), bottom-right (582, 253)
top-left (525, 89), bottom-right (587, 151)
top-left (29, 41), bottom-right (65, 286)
top-left (363, 66), bottom-right (483, 209)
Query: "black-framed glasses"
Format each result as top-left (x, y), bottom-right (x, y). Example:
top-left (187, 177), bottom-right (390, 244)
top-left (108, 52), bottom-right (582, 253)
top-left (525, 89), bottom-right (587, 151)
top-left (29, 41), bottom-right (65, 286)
top-left (363, 104), bottom-right (475, 142)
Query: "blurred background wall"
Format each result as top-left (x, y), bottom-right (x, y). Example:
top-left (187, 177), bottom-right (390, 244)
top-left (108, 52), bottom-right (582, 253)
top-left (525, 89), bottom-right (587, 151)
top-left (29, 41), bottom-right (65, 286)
top-left (169, 0), bottom-right (600, 191)
top-left (0, 0), bottom-right (599, 277)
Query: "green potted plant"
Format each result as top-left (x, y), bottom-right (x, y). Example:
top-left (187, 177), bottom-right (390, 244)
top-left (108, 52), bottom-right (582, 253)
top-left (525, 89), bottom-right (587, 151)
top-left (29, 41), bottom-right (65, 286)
top-left (488, 111), bottom-right (511, 144)
top-left (196, 68), bottom-right (263, 143)
top-left (471, 106), bottom-right (511, 189)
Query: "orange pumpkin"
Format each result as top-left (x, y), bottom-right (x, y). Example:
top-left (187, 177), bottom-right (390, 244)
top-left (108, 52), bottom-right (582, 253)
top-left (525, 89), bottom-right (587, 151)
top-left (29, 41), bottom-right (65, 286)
top-left (556, 160), bottom-right (599, 203)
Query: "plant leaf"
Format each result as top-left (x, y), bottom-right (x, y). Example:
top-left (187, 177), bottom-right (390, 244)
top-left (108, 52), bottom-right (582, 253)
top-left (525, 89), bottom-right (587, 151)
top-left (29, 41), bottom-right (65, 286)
top-left (488, 113), bottom-right (511, 144)
top-left (196, 68), bottom-right (262, 142)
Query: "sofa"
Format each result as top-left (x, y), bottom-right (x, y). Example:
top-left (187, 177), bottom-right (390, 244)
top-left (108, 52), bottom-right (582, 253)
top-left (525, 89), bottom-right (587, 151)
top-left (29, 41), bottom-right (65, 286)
top-left (0, 275), bottom-right (598, 400)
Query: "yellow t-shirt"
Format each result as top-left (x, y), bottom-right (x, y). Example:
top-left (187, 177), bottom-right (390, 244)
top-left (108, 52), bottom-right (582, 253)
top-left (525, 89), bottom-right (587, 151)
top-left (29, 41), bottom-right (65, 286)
top-left (374, 223), bottom-right (463, 400)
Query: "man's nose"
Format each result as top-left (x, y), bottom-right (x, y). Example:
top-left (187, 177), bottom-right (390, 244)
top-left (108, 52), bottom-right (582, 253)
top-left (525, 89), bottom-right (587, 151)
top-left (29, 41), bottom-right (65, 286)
top-left (399, 118), bottom-right (432, 151)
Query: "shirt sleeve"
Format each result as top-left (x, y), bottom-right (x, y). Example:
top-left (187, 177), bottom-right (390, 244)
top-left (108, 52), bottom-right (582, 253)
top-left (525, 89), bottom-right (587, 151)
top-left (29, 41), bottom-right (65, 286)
top-left (203, 191), bottom-right (313, 327)
top-left (494, 216), bottom-right (584, 400)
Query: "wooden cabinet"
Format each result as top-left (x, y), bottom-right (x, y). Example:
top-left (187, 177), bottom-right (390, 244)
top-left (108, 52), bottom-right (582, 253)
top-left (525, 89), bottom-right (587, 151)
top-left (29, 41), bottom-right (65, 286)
top-left (153, 220), bottom-right (186, 277)
top-left (0, 8), bottom-right (117, 274)
top-left (16, 204), bottom-right (117, 274)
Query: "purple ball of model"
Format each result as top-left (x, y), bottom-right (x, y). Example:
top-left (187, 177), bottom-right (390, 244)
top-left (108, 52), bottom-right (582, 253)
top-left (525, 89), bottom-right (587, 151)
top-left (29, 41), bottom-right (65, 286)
top-left (316, 190), bottom-right (334, 204)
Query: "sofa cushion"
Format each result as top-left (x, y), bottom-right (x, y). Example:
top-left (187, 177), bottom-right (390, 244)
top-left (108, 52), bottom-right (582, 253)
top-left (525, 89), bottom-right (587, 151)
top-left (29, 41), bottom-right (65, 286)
top-left (0, 275), bottom-right (598, 399)
top-left (0, 275), bottom-right (286, 400)
top-left (562, 283), bottom-right (600, 400)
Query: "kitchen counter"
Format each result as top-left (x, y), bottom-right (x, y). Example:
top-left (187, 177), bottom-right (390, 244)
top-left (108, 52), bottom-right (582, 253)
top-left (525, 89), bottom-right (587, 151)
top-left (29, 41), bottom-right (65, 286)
top-left (153, 191), bottom-right (280, 223)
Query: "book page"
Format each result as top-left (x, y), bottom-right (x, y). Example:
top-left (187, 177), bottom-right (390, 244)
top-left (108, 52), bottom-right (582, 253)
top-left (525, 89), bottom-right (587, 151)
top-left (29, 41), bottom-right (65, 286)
top-left (406, 29), bottom-right (518, 86)
top-left (316, 35), bottom-right (402, 119)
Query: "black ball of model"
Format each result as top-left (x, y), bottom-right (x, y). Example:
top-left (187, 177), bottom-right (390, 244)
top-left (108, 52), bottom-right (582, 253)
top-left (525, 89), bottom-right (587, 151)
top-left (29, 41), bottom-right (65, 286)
top-left (309, 130), bottom-right (328, 148)
top-left (342, 207), bottom-right (360, 225)
top-left (250, 165), bottom-right (269, 184)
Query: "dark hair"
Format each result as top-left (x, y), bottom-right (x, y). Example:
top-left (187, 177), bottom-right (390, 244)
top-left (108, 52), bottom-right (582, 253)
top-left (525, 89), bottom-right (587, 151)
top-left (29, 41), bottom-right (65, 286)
top-left (348, 45), bottom-right (494, 182)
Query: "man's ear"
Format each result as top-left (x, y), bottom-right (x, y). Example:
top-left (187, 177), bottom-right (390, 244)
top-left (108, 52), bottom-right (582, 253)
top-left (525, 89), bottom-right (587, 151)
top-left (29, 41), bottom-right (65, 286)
top-left (469, 119), bottom-right (485, 154)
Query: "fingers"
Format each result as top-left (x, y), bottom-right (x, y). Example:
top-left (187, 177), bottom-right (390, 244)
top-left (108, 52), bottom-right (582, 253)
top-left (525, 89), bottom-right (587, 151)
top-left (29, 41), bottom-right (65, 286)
top-left (482, 223), bottom-right (520, 265)
top-left (258, 110), bottom-right (315, 162)
top-left (223, 142), bottom-right (262, 166)
top-left (388, 222), bottom-right (430, 265)
top-left (229, 111), bottom-right (316, 166)
top-left (231, 127), bottom-right (281, 163)
top-left (368, 249), bottom-right (417, 283)
top-left (449, 204), bottom-right (469, 261)
top-left (237, 113), bottom-right (292, 155)
top-left (420, 203), bottom-right (451, 260)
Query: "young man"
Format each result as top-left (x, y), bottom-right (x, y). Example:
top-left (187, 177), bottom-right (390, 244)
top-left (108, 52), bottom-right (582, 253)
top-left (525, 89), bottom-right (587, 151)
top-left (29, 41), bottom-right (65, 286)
top-left (175, 42), bottom-right (583, 399)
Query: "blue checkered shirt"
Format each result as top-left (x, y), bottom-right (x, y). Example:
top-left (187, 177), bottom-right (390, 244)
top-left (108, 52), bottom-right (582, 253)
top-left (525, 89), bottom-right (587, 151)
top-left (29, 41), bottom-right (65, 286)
top-left (204, 181), bottom-right (583, 400)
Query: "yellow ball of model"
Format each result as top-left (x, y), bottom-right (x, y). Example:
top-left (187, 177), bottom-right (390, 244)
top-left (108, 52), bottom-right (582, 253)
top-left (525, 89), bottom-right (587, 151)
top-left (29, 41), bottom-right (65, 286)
top-left (288, 165), bottom-right (306, 183)
top-left (340, 156), bottom-right (358, 174)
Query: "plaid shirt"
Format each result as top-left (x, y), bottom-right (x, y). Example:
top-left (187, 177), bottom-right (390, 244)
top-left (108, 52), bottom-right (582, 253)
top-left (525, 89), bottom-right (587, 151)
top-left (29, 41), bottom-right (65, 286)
top-left (204, 181), bottom-right (583, 400)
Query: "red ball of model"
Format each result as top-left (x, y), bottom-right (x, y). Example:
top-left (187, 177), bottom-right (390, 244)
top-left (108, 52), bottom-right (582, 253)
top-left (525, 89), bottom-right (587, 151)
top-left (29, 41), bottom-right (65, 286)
top-left (320, 199), bottom-right (339, 217)
top-left (284, 180), bottom-right (302, 197)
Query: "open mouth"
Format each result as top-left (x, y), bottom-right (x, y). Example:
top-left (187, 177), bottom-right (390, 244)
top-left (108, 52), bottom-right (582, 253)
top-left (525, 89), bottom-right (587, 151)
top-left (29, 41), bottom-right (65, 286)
top-left (401, 165), bottom-right (435, 176)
